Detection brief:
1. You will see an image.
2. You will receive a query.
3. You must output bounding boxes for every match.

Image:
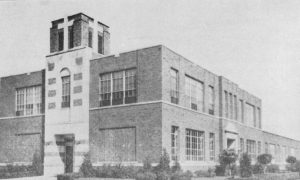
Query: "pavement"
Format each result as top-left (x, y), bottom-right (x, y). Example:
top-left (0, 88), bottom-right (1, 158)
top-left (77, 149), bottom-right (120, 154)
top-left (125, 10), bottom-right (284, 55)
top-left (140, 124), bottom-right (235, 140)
top-left (1, 176), bottom-right (57, 180)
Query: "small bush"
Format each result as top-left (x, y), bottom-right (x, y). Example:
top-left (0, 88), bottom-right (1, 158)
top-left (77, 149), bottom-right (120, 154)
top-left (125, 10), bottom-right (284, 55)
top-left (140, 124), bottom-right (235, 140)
top-left (252, 163), bottom-right (264, 174)
top-left (156, 170), bottom-right (170, 180)
top-left (171, 171), bottom-right (192, 180)
top-left (171, 159), bottom-right (181, 173)
top-left (79, 152), bottom-right (95, 177)
top-left (266, 164), bottom-right (280, 173)
top-left (215, 165), bottom-right (226, 176)
top-left (155, 149), bottom-right (171, 173)
top-left (286, 156), bottom-right (297, 164)
top-left (240, 153), bottom-right (252, 177)
top-left (57, 173), bottom-right (80, 180)
top-left (136, 171), bottom-right (157, 180)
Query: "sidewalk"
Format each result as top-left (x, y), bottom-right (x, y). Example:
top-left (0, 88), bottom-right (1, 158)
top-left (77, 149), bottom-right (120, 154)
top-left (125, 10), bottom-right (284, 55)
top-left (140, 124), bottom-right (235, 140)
top-left (1, 176), bottom-right (57, 180)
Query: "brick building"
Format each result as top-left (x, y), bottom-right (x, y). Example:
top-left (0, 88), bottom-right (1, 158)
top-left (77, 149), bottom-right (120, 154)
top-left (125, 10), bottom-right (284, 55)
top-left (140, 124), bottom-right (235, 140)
top-left (0, 13), bottom-right (300, 176)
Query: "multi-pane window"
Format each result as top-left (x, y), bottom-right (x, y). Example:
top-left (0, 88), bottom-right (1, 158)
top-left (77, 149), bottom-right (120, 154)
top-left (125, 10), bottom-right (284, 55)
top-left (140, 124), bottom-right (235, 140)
top-left (171, 126), bottom-right (179, 161)
top-left (234, 95), bottom-right (237, 120)
top-left (16, 86), bottom-right (42, 116)
top-left (209, 133), bottom-right (215, 161)
top-left (99, 69), bottom-right (137, 107)
top-left (246, 139), bottom-right (256, 160)
top-left (258, 141), bottom-right (261, 155)
top-left (186, 129), bottom-right (205, 161)
top-left (68, 26), bottom-right (74, 49)
top-left (240, 138), bottom-right (244, 153)
top-left (224, 91), bottom-right (229, 118)
top-left (208, 86), bottom-right (214, 115)
top-left (257, 108), bottom-right (261, 128)
top-left (170, 68), bottom-right (179, 104)
top-left (245, 103), bottom-right (255, 127)
top-left (58, 29), bottom-right (64, 51)
top-left (239, 100), bottom-right (244, 123)
top-left (98, 33), bottom-right (103, 54)
top-left (265, 142), bottom-right (269, 154)
top-left (185, 76), bottom-right (204, 112)
top-left (62, 76), bottom-right (70, 107)
top-left (88, 28), bottom-right (93, 48)
top-left (229, 93), bottom-right (233, 119)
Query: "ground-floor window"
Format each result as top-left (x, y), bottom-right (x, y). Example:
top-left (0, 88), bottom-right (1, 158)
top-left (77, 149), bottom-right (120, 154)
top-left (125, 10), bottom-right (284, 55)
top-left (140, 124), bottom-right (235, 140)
top-left (257, 141), bottom-right (261, 155)
top-left (171, 126), bottom-right (179, 161)
top-left (240, 138), bottom-right (244, 153)
top-left (209, 133), bottom-right (215, 161)
top-left (186, 129), bottom-right (205, 161)
top-left (98, 127), bottom-right (136, 162)
top-left (246, 139), bottom-right (256, 159)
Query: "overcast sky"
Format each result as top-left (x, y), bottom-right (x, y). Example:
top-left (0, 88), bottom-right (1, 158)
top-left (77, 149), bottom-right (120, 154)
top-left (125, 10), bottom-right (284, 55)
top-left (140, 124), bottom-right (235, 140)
top-left (0, 0), bottom-right (300, 140)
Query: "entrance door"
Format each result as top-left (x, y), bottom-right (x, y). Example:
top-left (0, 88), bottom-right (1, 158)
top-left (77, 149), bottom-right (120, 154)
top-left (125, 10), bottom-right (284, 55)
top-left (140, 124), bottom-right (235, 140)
top-left (227, 138), bottom-right (236, 150)
top-left (64, 135), bottom-right (74, 173)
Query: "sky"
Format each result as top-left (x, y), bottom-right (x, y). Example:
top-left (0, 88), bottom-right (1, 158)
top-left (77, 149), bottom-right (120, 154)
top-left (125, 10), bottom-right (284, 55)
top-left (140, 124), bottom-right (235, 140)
top-left (0, 0), bottom-right (300, 140)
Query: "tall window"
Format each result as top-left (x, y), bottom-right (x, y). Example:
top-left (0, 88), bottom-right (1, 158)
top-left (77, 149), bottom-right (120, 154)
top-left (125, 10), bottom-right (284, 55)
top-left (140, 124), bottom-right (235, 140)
top-left (239, 99), bottom-right (244, 123)
top-left (88, 28), bottom-right (93, 48)
top-left (171, 126), bottom-right (179, 161)
top-left (16, 86), bottom-right (42, 116)
top-left (240, 138), bottom-right (244, 153)
top-left (58, 29), bottom-right (64, 51)
top-left (258, 141), bottom-right (261, 155)
top-left (257, 107), bottom-right (261, 128)
top-left (62, 76), bottom-right (70, 107)
top-left (229, 93), bottom-right (233, 119)
top-left (99, 69), bottom-right (137, 107)
top-left (185, 76), bottom-right (204, 112)
top-left (265, 142), bottom-right (269, 153)
top-left (98, 33), bottom-right (103, 54)
top-left (245, 103), bottom-right (255, 127)
top-left (186, 129), bottom-right (205, 161)
top-left (246, 139), bottom-right (256, 160)
top-left (208, 86), bottom-right (214, 115)
top-left (234, 95), bottom-right (237, 120)
top-left (209, 133), bottom-right (215, 161)
top-left (224, 91), bottom-right (228, 118)
top-left (170, 68), bottom-right (179, 104)
top-left (68, 26), bottom-right (74, 49)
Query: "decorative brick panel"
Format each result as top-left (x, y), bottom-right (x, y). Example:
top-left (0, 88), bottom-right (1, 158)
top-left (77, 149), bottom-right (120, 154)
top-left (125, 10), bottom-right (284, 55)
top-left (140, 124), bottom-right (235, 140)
top-left (48, 78), bottom-right (56, 85)
top-left (73, 99), bottom-right (82, 106)
top-left (48, 63), bottom-right (55, 71)
top-left (74, 73), bottom-right (82, 80)
top-left (48, 102), bottom-right (56, 109)
top-left (76, 57), bottom-right (83, 65)
top-left (73, 85), bottom-right (82, 94)
top-left (48, 90), bottom-right (56, 97)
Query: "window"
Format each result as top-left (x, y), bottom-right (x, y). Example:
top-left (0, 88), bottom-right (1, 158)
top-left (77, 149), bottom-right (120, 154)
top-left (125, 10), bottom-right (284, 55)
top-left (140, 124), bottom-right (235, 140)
top-left (258, 141), bottom-right (261, 155)
top-left (186, 129), bottom-right (205, 161)
top-left (257, 107), bottom-right (261, 128)
top-left (245, 103), bottom-right (255, 127)
top-left (170, 68), bottom-right (179, 104)
top-left (58, 29), bottom-right (64, 51)
top-left (265, 142), bottom-right (269, 154)
top-left (246, 139), bottom-right (256, 160)
top-left (62, 76), bottom-right (70, 107)
top-left (239, 100), bottom-right (244, 123)
top-left (99, 69), bottom-right (137, 107)
top-left (209, 133), bottom-right (215, 161)
top-left (229, 93), bottom-right (233, 119)
top-left (234, 95), bottom-right (237, 120)
top-left (98, 127), bottom-right (136, 162)
top-left (88, 28), bottom-right (93, 48)
top-left (224, 91), bottom-right (228, 118)
top-left (171, 126), bottom-right (179, 161)
top-left (16, 86), bottom-right (42, 116)
top-left (269, 144), bottom-right (276, 162)
top-left (98, 33), bottom-right (103, 54)
top-left (208, 86), bottom-right (214, 115)
top-left (240, 138), bottom-right (244, 153)
top-left (68, 26), bottom-right (74, 49)
top-left (185, 76), bottom-right (204, 112)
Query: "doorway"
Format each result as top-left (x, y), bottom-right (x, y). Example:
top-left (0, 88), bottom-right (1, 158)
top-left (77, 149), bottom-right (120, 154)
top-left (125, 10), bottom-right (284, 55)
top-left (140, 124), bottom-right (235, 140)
top-left (55, 134), bottom-right (74, 173)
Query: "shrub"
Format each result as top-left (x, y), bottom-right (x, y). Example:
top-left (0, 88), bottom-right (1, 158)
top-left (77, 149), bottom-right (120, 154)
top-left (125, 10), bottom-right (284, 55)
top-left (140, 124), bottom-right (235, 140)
top-left (257, 154), bottom-right (272, 174)
top-left (79, 152), bottom-right (95, 177)
top-left (219, 149), bottom-right (238, 178)
top-left (32, 151), bottom-right (43, 175)
top-left (155, 149), bottom-right (171, 173)
top-left (156, 171), bottom-right (170, 180)
top-left (240, 153), bottom-right (252, 177)
top-left (57, 173), bottom-right (80, 180)
top-left (171, 159), bottom-right (181, 173)
top-left (194, 170), bottom-right (209, 177)
top-left (252, 163), bottom-right (264, 174)
top-left (143, 156), bottom-right (153, 172)
top-left (136, 171), bottom-right (157, 180)
top-left (266, 164), bottom-right (280, 173)
top-left (171, 171), bottom-right (192, 180)
top-left (215, 165), bottom-right (226, 176)
top-left (286, 156), bottom-right (297, 164)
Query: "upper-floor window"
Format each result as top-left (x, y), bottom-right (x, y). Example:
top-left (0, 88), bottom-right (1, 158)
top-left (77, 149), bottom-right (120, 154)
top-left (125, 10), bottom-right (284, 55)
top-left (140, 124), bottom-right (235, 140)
top-left (58, 29), bottom-right (64, 51)
top-left (171, 126), bottom-right (179, 161)
top-left (99, 69), bottom-right (137, 107)
top-left (98, 33), bottom-right (103, 54)
top-left (234, 95), bottom-right (237, 120)
top-left (61, 68), bottom-right (71, 108)
top-left (170, 68), bottom-right (179, 104)
top-left (88, 28), bottom-right (93, 48)
top-left (239, 99), bottom-right (244, 123)
top-left (245, 103), bottom-right (255, 127)
top-left (185, 76), bottom-right (204, 112)
top-left (257, 107), bottom-right (261, 128)
top-left (229, 93), bottom-right (233, 119)
top-left (208, 86), bottom-right (214, 115)
top-left (224, 91), bottom-right (228, 118)
top-left (16, 85), bottom-right (42, 116)
top-left (68, 26), bottom-right (74, 49)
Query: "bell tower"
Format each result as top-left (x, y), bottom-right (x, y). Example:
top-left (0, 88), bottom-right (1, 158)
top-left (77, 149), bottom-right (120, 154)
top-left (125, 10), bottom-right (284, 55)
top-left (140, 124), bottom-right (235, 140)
top-left (44, 13), bottom-right (110, 176)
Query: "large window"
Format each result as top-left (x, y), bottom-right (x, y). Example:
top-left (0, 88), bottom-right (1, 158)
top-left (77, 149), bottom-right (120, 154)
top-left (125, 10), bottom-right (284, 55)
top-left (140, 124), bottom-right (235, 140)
top-left (257, 107), bottom-right (261, 128)
top-left (224, 91), bottom-right (228, 118)
top-left (239, 100), bottom-right (244, 123)
top-left (245, 103), bottom-right (255, 127)
top-left (58, 29), bottom-right (64, 51)
top-left (209, 133), bottom-right (215, 161)
top-left (258, 141), bottom-right (261, 155)
top-left (68, 26), bottom-right (74, 49)
top-left (229, 93), bottom-right (233, 119)
top-left (246, 139), bottom-right (256, 160)
top-left (62, 76), bottom-right (70, 107)
top-left (240, 138), bottom-right (244, 153)
top-left (16, 86), bottom-right (42, 116)
top-left (171, 126), bottom-right (179, 161)
top-left (98, 33), bottom-right (103, 54)
top-left (170, 68), bottom-right (179, 104)
top-left (88, 28), bottom-right (93, 48)
top-left (234, 95), bottom-right (237, 120)
top-left (99, 69), bottom-right (137, 107)
top-left (185, 76), bottom-right (204, 112)
top-left (208, 86), bottom-right (214, 115)
top-left (186, 129), bottom-right (205, 161)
